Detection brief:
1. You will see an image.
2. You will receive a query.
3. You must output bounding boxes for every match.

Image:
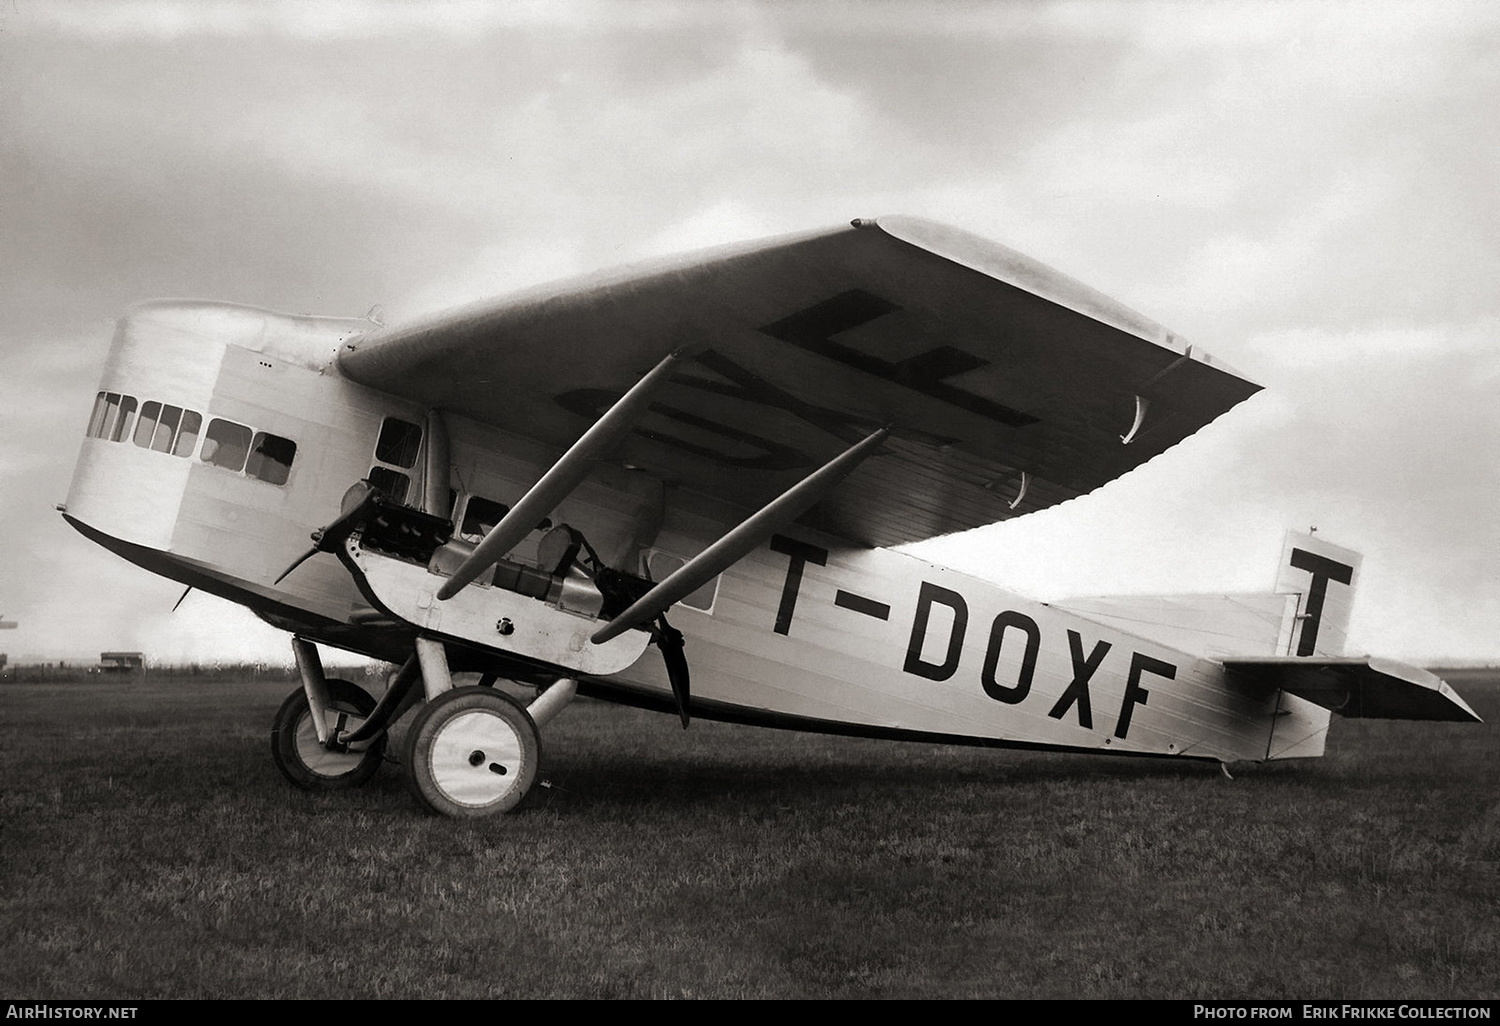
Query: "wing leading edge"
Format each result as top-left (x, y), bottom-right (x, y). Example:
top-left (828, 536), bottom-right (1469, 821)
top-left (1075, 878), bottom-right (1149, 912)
top-left (337, 217), bottom-right (1261, 547)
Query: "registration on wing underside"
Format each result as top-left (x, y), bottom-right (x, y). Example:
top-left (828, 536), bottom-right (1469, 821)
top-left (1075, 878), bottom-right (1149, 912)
top-left (338, 218), bottom-right (1260, 546)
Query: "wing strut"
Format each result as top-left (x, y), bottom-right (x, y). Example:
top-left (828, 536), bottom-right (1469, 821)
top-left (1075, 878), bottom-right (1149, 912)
top-left (591, 427), bottom-right (890, 644)
top-left (436, 349), bottom-right (687, 600)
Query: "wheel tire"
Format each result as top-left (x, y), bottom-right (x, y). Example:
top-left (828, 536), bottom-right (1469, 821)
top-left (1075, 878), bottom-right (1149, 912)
top-left (405, 686), bottom-right (541, 817)
top-left (270, 678), bottom-right (387, 790)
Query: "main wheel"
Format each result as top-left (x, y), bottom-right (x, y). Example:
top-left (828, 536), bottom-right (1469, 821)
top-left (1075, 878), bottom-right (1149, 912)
top-left (404, 686), bottom-right (541, 817)
top-left (270, 678), bottom-right (387, 790)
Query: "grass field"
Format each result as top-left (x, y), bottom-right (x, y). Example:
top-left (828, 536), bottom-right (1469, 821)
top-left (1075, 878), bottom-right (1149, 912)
top-left (2, 671), bottom-right (1497, 999)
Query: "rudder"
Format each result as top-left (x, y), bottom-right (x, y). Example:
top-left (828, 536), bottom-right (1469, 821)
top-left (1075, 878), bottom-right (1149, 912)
top-left (1274, 530), bottom-right (1361, 657)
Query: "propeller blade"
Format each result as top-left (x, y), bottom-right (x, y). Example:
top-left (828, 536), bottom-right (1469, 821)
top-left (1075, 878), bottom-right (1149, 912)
top-left (273, 547), bottom-right (319, 585)
top-left (655, 617), bottom-right (690, 729)
top-left (273, 481), bottom-right (384, 584)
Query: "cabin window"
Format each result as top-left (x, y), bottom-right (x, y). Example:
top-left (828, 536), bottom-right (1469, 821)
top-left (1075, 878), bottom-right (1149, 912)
top-left (645, 550), bottom-right (719, 612)
top-left (201, 418), bottom-right (253, 472)
top-left (174, 411), bottom-right (202, 457)
top-left (132, 402), bottom-right (198, 456)
top-left (111, 396), bottom-right (137, 442)
top-left (460, 496), bottom-right (511, 541)
top-left (87, 392), bottom-right (139, 443)
top-left (200, 418), bottom-right (298, 485)
top-left (375, 417), bottom-right (422, 469)
top-left (85, 392), bottom-right (113, 438)
top-left (367, 416), bottom-right (423, 506)
top-left (89, 393), bottom-right (205, 459)
top-left (246, 431), bottom-right (297, 485)
top-left (367, 466), bottom-right (409, 505)
top-left (132, 402), bottom-right (165, 450)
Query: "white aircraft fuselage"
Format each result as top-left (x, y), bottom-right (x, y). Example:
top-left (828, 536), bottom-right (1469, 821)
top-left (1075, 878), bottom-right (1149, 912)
top-left (64, 299), bottom-right (1338, 766)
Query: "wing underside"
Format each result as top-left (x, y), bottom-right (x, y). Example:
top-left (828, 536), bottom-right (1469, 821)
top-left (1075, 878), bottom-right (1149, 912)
top-left (338, 217), bottom-right (1261, 546)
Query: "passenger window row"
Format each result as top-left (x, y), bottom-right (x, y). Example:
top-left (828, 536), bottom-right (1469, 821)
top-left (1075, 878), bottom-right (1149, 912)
top-left (85, 391), bottom-right (297, 486)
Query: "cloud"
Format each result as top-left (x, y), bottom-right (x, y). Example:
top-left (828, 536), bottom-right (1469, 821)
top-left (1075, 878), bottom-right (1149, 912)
top-left (395, 235), bottom-right (589, 319)
top-left (22, 0), bottom-right (690, 41)
top-left (6, 1), bottom-right (1498, 664)
top-left (1234, 319), bottom-right (1500, 520)
top-left (636, 201), bottom-right (789, 261)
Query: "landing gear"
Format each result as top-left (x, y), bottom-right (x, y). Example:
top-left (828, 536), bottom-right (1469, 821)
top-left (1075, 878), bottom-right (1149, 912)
top-left (274, 635), bottom-right (568, 816)
top-left (404, 686), bottom-right (541, 817)
top-left (270, 678), bottom-right (387, 789)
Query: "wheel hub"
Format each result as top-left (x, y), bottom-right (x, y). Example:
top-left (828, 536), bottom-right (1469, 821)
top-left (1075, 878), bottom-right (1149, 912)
top-left (404, 685), bottom-right (542, 816)
top-left (426, 709), bottom-right (526, 807)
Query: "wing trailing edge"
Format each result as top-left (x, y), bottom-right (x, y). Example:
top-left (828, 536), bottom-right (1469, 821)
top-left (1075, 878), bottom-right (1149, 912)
top-left (1222, 656), bottom-right (1481, 723)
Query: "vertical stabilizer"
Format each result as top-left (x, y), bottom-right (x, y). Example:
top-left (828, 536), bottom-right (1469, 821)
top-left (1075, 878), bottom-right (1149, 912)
top-left (1257, 530), bottom-right (1362, 759)
top-left (1274, 531), bottom-right (1361, 657)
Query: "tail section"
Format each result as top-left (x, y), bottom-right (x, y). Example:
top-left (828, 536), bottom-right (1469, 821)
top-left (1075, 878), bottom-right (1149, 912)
top-left (1253, 530), bottom-right (1476, 721)
top-left (1057, 531), bottom-right (1479, 763)
top-left (1237, 532), bottom-right (1479, 736)
top-left (1055, 529), bottom-right (1363, 659)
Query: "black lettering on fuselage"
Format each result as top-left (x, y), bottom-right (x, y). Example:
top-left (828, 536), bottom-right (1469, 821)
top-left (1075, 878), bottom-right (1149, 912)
top-left (1288, 548), bottom-right (1355, 656)
top-left (769, 552), bottom-right (1183, 744)
top-left (1047, 630), bottom-right (1110, 729)
top-left (1116, 652), bottom-right (1175, 739)
top-left (903, 581), bottom-right (968, 681)
top-left (980, 610), bottom-right (1040, 704)
top-left (769, 535), bottom-right (828, 636)
top-left (834, 590), bottom-right (891, 620)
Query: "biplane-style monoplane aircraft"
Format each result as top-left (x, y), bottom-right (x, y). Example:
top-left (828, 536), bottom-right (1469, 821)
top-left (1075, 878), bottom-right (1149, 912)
top-left (62, 216), bottom-right (1479, 816)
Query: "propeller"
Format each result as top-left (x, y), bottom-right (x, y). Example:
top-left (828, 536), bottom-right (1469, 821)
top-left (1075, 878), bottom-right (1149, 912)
top-left (274, 481), bottom-right (384, 584)
top-left (653, 613), bottom-right (691, 729)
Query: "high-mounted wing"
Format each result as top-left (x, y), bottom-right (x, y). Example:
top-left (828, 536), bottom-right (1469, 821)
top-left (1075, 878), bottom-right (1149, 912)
top-left (338, 217), bottom-right (1260, 547)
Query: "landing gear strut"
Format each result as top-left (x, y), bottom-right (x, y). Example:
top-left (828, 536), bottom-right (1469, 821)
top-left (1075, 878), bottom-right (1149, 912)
top-left (270, 635), bottom-right (575, 816)
top-left (269, 678), bottom-right (386, 789)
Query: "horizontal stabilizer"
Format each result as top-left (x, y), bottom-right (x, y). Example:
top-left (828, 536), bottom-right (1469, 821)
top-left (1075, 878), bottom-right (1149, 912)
top-left (1222, 657), bottom-right (1481, 723)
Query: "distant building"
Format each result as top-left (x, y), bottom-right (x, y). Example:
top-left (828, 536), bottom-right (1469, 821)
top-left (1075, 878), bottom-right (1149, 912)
top-left (97, 652), bottom-right (144, 673)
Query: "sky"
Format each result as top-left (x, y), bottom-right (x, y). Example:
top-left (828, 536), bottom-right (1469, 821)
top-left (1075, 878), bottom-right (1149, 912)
top-left (1, 0), bottom-right (1497, 665)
